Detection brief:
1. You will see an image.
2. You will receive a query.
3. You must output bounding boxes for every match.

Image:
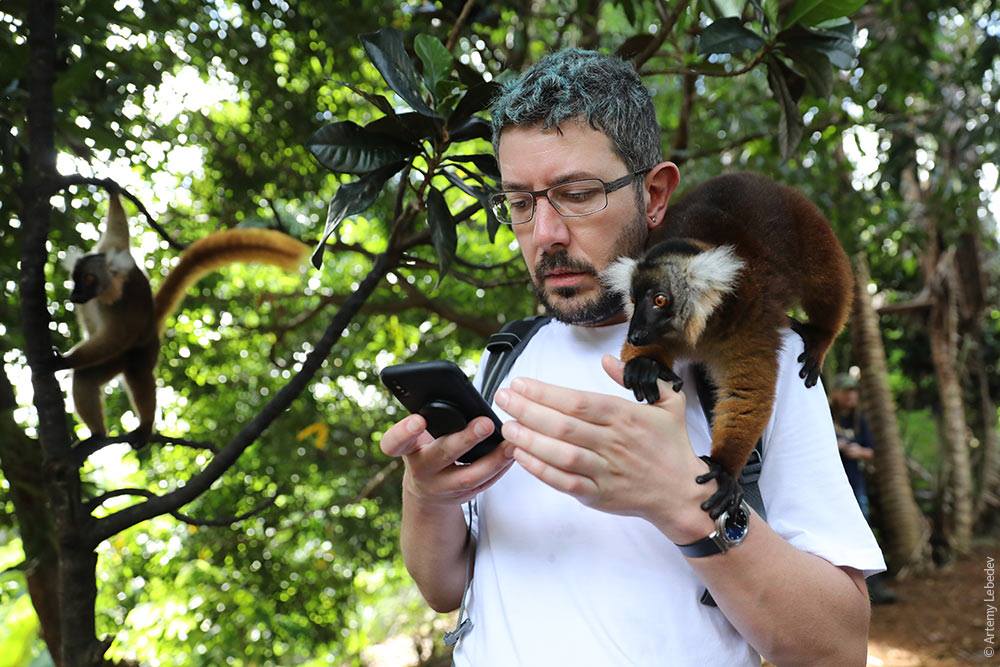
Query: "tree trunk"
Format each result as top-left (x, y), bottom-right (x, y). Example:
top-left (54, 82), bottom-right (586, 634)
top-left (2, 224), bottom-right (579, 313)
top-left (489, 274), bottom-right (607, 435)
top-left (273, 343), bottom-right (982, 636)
top-left (850, 253), bottom-right (930, 575)
top-left (972, 335), bottom-right (1000, 523)
top-left (927, 251), bottom-right (974, 552)
top-left (0, 369), bottom-right (63, 665)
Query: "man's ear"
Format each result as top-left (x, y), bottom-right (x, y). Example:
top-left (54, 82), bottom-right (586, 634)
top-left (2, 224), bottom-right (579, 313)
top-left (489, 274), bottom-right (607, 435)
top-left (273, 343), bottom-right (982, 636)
top-left (645, 162), bottom-right (680, 231)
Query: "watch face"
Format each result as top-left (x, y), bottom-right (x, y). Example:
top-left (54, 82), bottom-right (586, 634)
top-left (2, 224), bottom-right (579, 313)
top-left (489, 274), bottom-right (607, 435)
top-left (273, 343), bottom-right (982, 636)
top-left (723, 505), bottom-right (750, 542)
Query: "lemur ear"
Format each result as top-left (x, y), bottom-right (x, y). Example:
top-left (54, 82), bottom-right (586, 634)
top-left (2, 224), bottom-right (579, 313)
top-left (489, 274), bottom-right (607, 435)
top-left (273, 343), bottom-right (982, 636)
top-left (62, 247), bottom-right (84, 272)
top-left (601, 256), bottom-right (638, 296)
top-left (686, 245), bottom-right (744, 299)
top-left (106, 249), bottom-right (136, 275)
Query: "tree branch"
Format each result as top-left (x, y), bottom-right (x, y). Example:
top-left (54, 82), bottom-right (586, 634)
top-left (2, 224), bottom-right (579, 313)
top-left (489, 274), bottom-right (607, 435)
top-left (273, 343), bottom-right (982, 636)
top-left (632, 0), bottom-right (690, 70)
top-left (50, 174), bottom-right (185, 250)
top-left (446, 0), bottom-right (478, 52)
top-left (73, 434), bottom-right (218, 467)
top-left (86, 487), bottom-right (279, 527)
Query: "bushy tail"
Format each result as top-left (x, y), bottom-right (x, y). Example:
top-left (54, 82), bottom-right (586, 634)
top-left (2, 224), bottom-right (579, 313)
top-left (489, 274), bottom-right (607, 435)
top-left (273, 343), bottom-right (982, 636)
top-left (154, 229), bottom-right (308, 330)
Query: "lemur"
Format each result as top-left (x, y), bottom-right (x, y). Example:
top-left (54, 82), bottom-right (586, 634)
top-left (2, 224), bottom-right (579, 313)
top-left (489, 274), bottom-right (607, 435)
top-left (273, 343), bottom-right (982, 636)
top-left (602, 172), bottom-right (853, 518)
top-left (57, 191), bottom-right (309, 446)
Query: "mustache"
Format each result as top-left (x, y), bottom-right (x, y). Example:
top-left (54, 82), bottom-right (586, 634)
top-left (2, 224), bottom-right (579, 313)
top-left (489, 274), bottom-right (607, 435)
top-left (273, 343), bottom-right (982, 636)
top-left (535, 250), bottom-right (596, 278)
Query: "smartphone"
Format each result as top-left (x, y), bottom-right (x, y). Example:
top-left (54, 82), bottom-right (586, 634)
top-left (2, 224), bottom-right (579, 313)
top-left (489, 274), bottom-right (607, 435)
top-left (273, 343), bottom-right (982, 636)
top-left (380, 361), bottom-right (504, 464)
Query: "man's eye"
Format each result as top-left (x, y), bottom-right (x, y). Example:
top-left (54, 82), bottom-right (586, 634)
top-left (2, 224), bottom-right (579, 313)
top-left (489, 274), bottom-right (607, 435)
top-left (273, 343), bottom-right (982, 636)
top-left (560, 189), bottom-right (599, 202)
top-left (507, 197), bottom-right (531, 210)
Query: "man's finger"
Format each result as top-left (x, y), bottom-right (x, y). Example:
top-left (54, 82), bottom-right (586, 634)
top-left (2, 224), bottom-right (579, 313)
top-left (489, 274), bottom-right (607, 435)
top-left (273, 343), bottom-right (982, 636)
top-left (380, 414), bottom-right (430, 457)
top-left (501, 419), bottom-right (605, 477)
top-left (495, 387), bottom-right (606, 449)
top-left (503, 376), bottom-right (627, 427)
top-left (424, 417), bottom-right (499, 472)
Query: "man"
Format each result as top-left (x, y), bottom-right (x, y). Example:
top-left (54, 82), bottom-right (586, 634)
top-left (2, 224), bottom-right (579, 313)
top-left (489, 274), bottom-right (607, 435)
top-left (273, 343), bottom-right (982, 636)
top-left (380, 49), bottom-right (885, 665)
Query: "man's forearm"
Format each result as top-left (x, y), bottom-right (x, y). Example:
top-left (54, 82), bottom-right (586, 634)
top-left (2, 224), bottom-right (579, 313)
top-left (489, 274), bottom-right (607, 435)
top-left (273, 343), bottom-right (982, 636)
top-left (670, 513), bottom-right (870, 665)
top-left (400, 486), bottom-right (471, 613)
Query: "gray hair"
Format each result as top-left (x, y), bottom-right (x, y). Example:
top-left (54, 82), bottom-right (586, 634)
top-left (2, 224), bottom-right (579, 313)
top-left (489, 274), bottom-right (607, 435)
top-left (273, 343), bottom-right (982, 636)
top-left (490, 49), bottom-right (663, 178)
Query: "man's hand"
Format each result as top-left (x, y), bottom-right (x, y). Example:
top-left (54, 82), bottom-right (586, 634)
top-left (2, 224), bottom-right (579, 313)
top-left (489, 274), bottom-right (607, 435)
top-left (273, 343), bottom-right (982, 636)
top-left (380, 413), bottom-right (514, 507)
top-left (494, 354), bottom-right (716, 544)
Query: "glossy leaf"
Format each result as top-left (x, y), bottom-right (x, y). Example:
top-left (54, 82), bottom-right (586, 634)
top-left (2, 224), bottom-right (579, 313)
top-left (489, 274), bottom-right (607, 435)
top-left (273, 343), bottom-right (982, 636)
top-left (366, 112), bottom-right (440, 145)
top-left (450, 81), bottom-right (501, 124)
top-left (616, 34), bottom-right (657, 61)
top-left (698, 18), bottom-right (766, 55)
top-left (785, 0), bottom-right (865, 27)
top-left (338, 81), bottom-right (396, 117)
top-left (311, 161), bottom-right (406, 269)
top-left (414, 34), bottom-right (453, 98)
top-left (426, 187), bottom-right (457, 281)
top-left (781, 49), bottom-right (834, 98)
top-left (360, 28), bottom-right (437, 117)
top-left (765, 56), bottom-right (805, 159)
top-left (445, 154), bottom-right (500, 181)
top-left (307, 121), bottom-right (416, 175)
top-left (440, 169), bottom-right (501, 242)
top-left (782, 23), bottom-right (857, 69)
top-left (448, 116), bottom-right (492, 143)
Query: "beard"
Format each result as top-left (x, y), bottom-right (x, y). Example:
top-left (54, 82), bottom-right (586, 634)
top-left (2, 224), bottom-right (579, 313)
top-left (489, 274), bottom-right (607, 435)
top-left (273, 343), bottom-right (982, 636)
top-left (532, 208), bottom-right (647, 326)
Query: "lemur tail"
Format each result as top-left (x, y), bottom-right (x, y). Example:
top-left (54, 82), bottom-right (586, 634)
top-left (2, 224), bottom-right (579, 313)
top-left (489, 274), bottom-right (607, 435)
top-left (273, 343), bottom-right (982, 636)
top-left (154, 229), bottom-right (309, 331)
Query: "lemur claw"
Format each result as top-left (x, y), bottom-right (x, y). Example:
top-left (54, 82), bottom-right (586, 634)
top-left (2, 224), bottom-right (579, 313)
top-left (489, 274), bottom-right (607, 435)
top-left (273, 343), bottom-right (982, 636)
top-left (623, 357), bottom-right (682, 404)
top-left (696, 455), bottom-right (744, 520)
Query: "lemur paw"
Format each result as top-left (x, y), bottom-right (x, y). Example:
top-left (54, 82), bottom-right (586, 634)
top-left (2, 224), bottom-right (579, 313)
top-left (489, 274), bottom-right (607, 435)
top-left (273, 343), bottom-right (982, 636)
top-left (790, 319), bottom-right (822, 388)
top-left (125, 428), bottom-right (152, 450)
top-left (623, 357), bottom-right (683, 404)
top-left (696, 455), bottom-right (744, 520)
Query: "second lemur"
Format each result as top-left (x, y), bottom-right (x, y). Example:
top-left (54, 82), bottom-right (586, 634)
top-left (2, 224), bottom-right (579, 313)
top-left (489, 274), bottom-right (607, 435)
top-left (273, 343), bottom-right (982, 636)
top-left (58, 190), bottom-right (309, 446)
top-left (602, 172), bottom-right (853, 517)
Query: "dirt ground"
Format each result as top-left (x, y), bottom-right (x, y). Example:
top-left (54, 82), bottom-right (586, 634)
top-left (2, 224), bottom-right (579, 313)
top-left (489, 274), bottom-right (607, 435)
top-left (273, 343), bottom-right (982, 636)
top-left (866, 539), bottom-right (997, 666)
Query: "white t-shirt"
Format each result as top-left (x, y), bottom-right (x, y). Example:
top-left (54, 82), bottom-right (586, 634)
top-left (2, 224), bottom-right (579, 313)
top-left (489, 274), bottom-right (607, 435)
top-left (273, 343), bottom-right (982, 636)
top-left (453, 319), bottom-right (886, 666)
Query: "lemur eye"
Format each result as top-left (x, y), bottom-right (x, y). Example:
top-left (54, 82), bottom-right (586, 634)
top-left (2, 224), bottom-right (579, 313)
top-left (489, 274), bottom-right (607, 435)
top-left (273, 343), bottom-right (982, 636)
top-left (653, 293), bottom-right (670, 308)
top-left (84, 274), bottom-right (96, 285)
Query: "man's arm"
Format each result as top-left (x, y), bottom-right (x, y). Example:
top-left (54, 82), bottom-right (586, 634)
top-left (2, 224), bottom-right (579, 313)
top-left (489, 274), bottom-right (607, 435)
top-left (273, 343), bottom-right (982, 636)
top-left (649, 479), bottom-right (871, 665)
top-left (381, 414), bottom-right (513, 612)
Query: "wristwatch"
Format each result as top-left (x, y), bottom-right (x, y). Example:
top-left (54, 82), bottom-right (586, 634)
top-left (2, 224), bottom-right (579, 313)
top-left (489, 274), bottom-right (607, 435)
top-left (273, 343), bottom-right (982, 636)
top-left (675, 499), bottom-right (751, 558)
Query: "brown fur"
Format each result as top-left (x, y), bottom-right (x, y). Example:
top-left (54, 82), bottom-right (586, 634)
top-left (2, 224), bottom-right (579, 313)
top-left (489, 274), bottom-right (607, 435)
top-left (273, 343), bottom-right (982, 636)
top-left (621, 172), bottom-right (853, 477)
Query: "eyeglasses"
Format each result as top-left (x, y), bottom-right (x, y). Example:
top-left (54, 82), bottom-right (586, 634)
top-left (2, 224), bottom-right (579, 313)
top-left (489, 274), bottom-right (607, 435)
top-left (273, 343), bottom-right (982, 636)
top-left (489, 169), bottom-right (651, 225)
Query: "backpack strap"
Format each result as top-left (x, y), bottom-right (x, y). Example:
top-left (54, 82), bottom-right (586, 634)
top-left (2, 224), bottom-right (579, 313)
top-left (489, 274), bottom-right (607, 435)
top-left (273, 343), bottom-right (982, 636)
top-left (690, 362), bottom-right (766, 607)
top-left (444, 315), bottom-right (551, 648)
top-left (480, 315), bottom-right (553, 403)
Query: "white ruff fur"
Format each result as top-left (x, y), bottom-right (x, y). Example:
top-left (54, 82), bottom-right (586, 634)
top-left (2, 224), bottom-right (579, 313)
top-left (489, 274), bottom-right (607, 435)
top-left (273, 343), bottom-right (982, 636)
top-left (106, 249), bottom-right (136, 275)
top-left (62, 247), bottom-right (84, 271)
top-left (601, 257), bottom-right (638, 317)
top-left (683, 245), bottom-right (745, 345)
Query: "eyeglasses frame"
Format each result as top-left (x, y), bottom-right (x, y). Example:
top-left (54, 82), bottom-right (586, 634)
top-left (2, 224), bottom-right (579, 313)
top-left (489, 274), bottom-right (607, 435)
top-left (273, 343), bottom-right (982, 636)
top-left (489, 168), bottom-right (652, 225)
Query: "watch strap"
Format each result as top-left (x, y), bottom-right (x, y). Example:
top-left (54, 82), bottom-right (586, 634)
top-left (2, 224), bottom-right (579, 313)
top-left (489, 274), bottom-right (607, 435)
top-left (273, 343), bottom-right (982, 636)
top-left (676, 532), bottom-right (724, 558)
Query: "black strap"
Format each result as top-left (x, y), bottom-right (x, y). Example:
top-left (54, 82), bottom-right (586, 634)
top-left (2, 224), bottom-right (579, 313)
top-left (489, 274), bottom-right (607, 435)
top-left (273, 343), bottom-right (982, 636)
top-left (691, 362), bottom-right (766, 607)
top-left (480, 315), bottom-right (552, 403)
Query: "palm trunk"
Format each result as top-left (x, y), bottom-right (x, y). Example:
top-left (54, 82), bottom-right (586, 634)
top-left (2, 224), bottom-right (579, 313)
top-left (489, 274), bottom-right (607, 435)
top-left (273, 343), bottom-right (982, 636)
top-left (927, 251), bottom-right (974, 552)
top-left (850, 253), bottom-right (930, 574)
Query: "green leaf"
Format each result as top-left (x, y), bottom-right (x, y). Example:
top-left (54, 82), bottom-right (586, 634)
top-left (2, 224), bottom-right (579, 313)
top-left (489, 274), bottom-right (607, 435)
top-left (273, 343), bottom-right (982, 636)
top-left (440, 169), bottom-right (500, 242)
top-left (307, 121), bottom-right (416, 174)
top-left (310, 161), bottom-right (407, 269)
top-left (781, 23), bottom-right (857, 69)
top-left (414, 34), bottom-right (453, 99)
top-left (763, 0), bottom-right (781, 30)
top-left (338, 81), bottom-right (396, 117)
top-left (781, 49), bottom-right (834, 98)
top-left (765, 56), bottom-right (805, 159)
top-left (426, 188), bottom-right (457, 281)
top-left (366, 112), bottom-right (440, 145)
top-left (450, 81), bottom-right (501, 124)
top-left (445, 154), bottom-right (500, 181)
top-left (616, 34), bottom-right (658, 61)
top-left (698, 18), bottom-right (766, 55)
top-left (360, 28), bottom-right (437, 117)
top-left (710, 0), bottom-right (745, 18)
top-left (448, 116), bottom-right (492, 143)
top-left (785, 0), bottom-right (864, 28)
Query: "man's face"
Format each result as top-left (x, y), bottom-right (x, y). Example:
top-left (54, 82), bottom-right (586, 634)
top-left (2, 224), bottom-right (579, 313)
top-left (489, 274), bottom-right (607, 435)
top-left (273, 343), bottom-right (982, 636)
top-left (832, 388), bottom-right (859, 411)
top-left (497, 121), bottom-right (648, 326)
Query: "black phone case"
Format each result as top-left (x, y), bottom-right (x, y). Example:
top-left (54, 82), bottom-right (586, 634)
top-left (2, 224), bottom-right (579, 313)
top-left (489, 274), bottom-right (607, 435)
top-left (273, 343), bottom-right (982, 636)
top-left (380, 360), bottom-right (504, 464)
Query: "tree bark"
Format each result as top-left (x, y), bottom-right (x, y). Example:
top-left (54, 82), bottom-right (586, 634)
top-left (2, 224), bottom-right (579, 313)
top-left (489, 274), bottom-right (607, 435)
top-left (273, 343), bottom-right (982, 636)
top-left (850, 253), bottom-right (930, 575)
top-left (972, 334), bottom-right (1000, 523)
top-left (927, 251), bottom-right (974, 552)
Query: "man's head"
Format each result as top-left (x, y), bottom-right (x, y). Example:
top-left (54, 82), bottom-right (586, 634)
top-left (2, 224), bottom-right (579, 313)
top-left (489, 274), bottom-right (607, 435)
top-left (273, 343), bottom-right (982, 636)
top-left (491, 49), bottom-right (679, 325)
top-left (830, 373), bottom-right (860, 412)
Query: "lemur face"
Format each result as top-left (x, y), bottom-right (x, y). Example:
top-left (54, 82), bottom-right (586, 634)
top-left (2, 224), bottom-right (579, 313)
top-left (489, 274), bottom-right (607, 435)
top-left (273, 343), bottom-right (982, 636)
top-left (603, 243), bottom-right (745, 348)
top-left (68, 250), bottom-right (134, 304)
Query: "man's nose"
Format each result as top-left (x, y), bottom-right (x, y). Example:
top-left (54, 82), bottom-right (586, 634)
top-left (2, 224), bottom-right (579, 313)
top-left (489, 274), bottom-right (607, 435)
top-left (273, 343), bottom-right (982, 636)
top-left (531, 197), bottom-right (571, 250)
